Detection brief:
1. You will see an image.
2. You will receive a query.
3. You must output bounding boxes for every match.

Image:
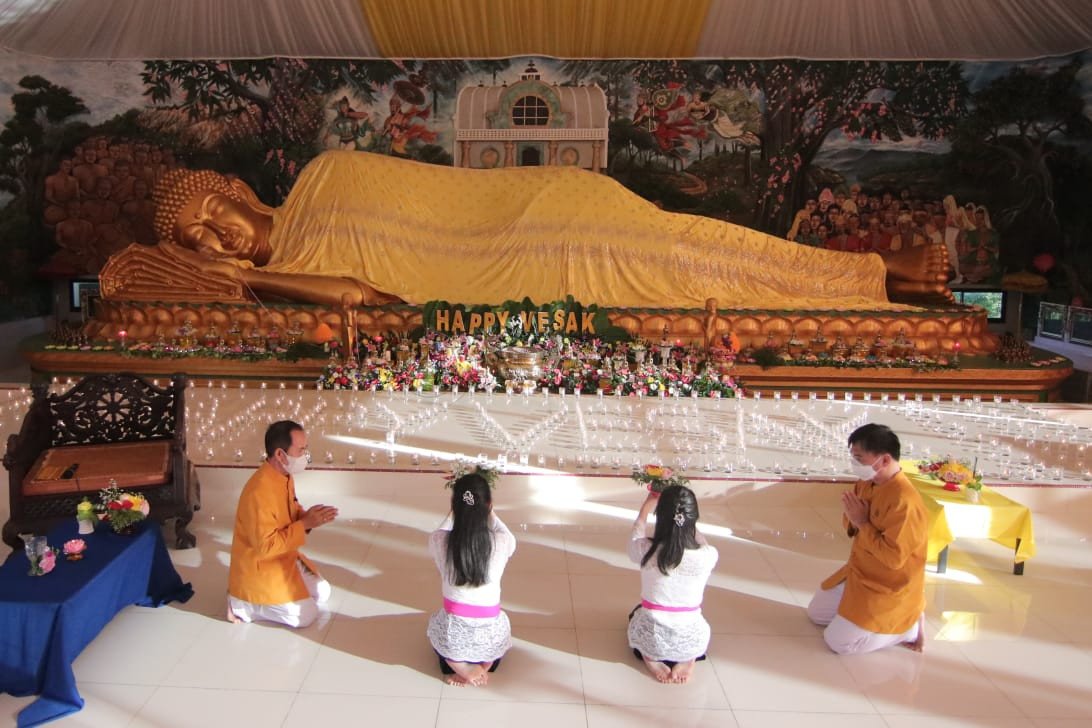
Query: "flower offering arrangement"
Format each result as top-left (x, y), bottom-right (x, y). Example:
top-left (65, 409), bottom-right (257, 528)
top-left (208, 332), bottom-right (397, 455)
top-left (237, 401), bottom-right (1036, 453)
top-left (631, 464), bottom-right (690, 493)
top-left (97, 484), bottom-right (151, 533)
top-left (918, 456), bottom-right (983, 492)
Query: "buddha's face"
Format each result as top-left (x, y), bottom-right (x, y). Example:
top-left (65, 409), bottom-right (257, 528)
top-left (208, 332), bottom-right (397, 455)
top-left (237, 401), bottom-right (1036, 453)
top-left (178, 192), bottom-right (272, 265)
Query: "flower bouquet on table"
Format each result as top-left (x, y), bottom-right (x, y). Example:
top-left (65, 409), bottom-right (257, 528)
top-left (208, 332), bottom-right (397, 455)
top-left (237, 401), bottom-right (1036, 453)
top-left (918, 457), bottom-right (983, 501)
top-left (97, 483), bottom-right (151, 534)
top-left (631, 464), bottom-right (689, 494)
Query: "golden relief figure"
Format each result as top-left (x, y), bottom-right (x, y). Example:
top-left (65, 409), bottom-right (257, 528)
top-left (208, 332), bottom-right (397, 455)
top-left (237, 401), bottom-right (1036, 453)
top-left (100, 150), bottom-right (950, 309)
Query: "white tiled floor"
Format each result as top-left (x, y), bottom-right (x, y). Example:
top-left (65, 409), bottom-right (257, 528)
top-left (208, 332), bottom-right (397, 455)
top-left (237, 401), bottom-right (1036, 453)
top-left (3, 466), bottom-right (1092, 727)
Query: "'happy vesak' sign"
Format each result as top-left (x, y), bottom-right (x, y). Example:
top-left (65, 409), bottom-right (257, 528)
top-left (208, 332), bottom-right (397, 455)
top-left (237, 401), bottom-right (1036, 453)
top-left (422, 298), bottom-right (622, 337)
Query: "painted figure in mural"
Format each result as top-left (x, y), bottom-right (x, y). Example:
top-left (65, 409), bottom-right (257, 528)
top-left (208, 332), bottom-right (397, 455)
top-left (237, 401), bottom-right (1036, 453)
top-left (687, 88), bottom-right (761, 147)
top-left (326, 96), bottom-right (373, 151)
top-left (941, 195), bottom-right (968, 284)
top-left (44, 159), bottom-right (81, 227)
top-left (44, 140), bottom-right (176, 273)
top-left (99, 150), bottom-right (952, 309)
top-left (960, 206), bottom-right (1000, 284)
top-left (73, 147), bottom-right (108, 195)
top-left (380, 78), bottom-right (437, 155)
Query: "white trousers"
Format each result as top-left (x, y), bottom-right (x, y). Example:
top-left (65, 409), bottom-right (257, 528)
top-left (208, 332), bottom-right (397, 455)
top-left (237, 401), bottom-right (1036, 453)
top-left (229, 561), bottom-right (331, 628)
top-left (807, 582), bottom-right (920, 655)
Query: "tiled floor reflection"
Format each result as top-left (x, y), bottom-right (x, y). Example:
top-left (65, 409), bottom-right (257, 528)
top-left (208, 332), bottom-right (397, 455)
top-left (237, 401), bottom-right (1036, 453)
top-left (2, 468), bottom-right (1091, 727)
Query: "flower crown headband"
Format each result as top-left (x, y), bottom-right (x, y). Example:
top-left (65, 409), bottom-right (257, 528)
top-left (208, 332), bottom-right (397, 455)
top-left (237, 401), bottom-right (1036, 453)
top-left (444, 460), bottom-right (500, 491)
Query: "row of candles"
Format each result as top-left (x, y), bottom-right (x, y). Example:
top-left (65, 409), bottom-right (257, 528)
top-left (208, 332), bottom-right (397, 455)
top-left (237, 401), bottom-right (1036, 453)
top-left (177, 383), bottom-right (1092, 484)
top-left (3, 380), bottom-right (1085, 483)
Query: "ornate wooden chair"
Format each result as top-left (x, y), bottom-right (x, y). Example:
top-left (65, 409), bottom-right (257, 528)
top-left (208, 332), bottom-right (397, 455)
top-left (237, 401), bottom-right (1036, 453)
top-left (3, 373), bottom-right (199, 549)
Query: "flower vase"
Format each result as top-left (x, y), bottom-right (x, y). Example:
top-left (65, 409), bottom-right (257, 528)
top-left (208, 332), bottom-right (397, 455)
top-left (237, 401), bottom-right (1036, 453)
top-left (21, 535), bottom-right (54, 576)
top-left (77, 518), bottom-right (95, 535)
top-left (965, 488), bottom-right (981, 504)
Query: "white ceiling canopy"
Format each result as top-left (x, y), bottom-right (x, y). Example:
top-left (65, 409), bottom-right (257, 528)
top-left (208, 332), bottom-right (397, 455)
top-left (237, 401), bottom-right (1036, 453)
top-left (0, 0), bottom-right (1089, 61)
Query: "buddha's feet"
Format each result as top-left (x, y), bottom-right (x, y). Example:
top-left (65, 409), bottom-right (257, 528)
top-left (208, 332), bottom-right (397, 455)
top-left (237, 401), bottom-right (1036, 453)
top-left (885, 244), bottom-right (954, 304)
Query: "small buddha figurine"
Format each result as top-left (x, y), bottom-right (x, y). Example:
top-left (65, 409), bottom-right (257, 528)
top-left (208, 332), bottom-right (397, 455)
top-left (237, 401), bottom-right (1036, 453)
top-left (809, 330), bottom-right (828, 353)
top-left (226, 321), bottom-right (242, 347)
top-left (892, 328), bottom-right (911, 358)
top-left (832, 335), bottom-right (848, 360)
top-left (248, 328), bottom-right (267, 352)
top-left (657, 326), bottom-right (673, 367)
top-left (201, 323), bottom-right (221, 349)
top-left (177, 320), bottom-right (196, 348)
top-left (850, 337), bottom-right (869, 361)
top-left (787, 328), bottom-right (805, 350)
top-left (266, 326), bottom-right (282, 350)
top-left (285, 321), bottom-right (304, 347)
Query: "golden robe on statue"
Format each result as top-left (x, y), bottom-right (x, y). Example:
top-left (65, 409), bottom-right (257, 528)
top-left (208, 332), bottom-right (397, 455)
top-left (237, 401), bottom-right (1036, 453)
top-left (101, 151), bottom-right (949, 309)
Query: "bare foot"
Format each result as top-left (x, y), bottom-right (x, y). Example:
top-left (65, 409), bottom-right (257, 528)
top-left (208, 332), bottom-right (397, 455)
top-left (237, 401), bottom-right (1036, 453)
top-left (901, 614), bottom-right (926, 653)
top-left (670, 660), bottom-right (696, 683)
top-left (445, 660), bottom-right (488, 687)
top-left (444, 674), bottom-right (469, 687)
top-left (643, 657), bottom-right (672, 683)
top-left (226, 602), bottom-right (240, 624)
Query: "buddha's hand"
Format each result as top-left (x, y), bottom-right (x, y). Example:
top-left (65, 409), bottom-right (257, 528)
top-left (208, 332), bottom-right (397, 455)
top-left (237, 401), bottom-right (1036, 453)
top-left (161, 243), bottom-right (244, 283)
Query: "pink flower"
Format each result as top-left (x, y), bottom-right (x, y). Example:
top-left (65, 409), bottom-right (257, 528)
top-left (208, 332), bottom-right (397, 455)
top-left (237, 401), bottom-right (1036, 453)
top-left (40, 551), bottom-right (56, 574)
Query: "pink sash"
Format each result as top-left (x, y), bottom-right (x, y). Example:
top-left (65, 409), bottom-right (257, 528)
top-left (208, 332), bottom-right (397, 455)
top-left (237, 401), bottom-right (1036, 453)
top-left (642, 599), bottom-right (700, 613)
top-left (443, 597), bottom-right (501, 618)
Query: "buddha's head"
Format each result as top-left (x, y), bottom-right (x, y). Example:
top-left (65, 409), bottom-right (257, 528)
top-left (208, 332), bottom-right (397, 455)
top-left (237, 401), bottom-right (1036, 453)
top-left (153, 169), bottom-right (273, 265)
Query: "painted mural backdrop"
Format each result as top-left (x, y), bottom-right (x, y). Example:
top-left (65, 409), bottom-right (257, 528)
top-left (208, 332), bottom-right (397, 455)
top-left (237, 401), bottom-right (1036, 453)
top-left (0, 52), bottom-right (1089, 322)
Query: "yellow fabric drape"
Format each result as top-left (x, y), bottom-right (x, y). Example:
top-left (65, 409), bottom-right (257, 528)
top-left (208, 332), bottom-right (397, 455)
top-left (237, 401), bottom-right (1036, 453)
top-left (360, 0), bottom-right (710, 58)
top-left (905, 466), bottom-right (1036, 563)
top-left (265, 150), bottom-right (905, 310)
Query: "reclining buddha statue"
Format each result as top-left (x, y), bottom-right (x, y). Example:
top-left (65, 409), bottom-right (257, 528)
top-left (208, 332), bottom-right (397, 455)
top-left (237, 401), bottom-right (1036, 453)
top-left (99, 150), bottom-right (950, 309)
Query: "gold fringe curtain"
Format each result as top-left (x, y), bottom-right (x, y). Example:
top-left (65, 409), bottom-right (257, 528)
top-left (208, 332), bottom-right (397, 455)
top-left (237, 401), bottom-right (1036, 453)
top-left (359, 0), bottom-right (710, 59)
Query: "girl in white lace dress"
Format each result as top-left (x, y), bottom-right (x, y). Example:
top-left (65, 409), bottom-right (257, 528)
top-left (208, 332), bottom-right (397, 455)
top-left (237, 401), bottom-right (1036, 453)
top-left (426, 471), bottom-right (516, 687)
top-left (627, 485), bottom-right (719, 683)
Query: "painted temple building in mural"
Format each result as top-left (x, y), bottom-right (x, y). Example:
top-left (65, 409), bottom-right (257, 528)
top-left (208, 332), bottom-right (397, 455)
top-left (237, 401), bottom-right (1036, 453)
top-left (454, 62), bottom-right (608, 171)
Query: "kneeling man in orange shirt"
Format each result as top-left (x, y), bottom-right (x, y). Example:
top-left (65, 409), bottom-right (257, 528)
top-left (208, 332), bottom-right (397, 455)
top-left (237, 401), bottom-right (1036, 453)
top-left (807, 423), bottom-right (927, 654)
top-left (227, 420), bottom-right (339, 628)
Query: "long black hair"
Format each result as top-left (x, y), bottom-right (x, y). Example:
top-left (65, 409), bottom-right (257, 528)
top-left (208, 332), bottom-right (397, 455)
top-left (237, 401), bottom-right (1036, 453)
top-left (445, 473), bottom-right (494, 587)
top-left (641, 485), bottom-right (701, 575)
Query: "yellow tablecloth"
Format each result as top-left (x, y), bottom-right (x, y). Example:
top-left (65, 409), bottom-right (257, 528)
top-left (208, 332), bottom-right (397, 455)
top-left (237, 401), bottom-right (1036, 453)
top-left (904, 464), bottom-right (1036, 564)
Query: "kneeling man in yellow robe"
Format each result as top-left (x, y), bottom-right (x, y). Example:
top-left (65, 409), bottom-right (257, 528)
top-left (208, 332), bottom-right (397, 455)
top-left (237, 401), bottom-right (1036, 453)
top-left (807, 424), bottom-right (927, 654)
top-left (227, 420), bottom-right (338, 628)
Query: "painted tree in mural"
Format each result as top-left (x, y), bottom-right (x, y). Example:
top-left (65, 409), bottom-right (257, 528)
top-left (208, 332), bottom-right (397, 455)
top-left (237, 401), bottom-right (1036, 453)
top-left (140, 59), bottom-right (404, 200)
top-left (0, 76), bottom-right (88, 315)
top-left (952, 57), bottom-right (1092, 299)
top-left (0, 76), bottom-right (89, 214)
top-left (707, 60), bottom-right (969, 233)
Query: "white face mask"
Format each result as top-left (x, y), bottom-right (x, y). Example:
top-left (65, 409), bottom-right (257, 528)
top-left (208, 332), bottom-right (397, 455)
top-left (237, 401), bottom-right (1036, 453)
top-left (849, 458), bottom-right (878, 481)
top-left (283, 452), bottom-right (308, 475)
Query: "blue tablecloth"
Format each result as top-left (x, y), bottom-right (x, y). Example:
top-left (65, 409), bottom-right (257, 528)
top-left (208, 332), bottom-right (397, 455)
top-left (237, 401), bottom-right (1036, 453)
top-left (0, 521), bottom-right (193, 727)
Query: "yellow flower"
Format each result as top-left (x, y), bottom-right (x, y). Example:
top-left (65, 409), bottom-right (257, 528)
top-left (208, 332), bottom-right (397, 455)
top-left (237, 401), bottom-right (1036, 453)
top-left (645, 465), bottom-right (664, 479)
